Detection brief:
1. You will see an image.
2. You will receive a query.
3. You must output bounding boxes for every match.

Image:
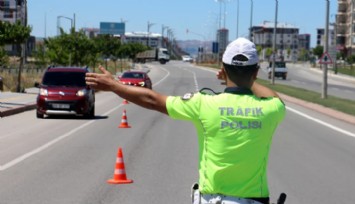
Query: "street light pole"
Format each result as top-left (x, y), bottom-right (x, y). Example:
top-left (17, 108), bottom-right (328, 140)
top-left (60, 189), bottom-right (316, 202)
top-left (322, 0), bottom-right (330, 99)
top-left (249, 0), bottom-right (253, 41)
top-left (162, 25), bottom-right (169, 47)
top-left (57, 15), bottom-right (73, 35)
top-left (215, 0), bottom-right (222, 30)
top-left (350, 0), bottom-right (354, 57)
top-left (236, 0), bottom-right (239, 38)
top-left (147, 21), bottom-right (154, 47)
top-left (271, 0), bottom-right (278, 85)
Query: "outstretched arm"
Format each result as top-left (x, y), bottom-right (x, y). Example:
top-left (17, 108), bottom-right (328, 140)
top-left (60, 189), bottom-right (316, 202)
top-left (86, 66), bottom-right (168, 114)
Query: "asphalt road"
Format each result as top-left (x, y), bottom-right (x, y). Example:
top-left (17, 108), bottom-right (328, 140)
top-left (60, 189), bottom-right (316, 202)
top-left (0, 61), bottom-right (355, 204)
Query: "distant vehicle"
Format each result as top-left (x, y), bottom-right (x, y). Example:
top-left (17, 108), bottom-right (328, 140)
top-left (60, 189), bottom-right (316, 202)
top-left (267, 61), bottom-right (288, 80)
top-left (118, 70), bottom-right (152, 89)
top-left (182, 55), bottom-right (193, 62)
top-left (35, 66), bottom-right (95, 119)
top-left (135, 47), bottom-right (170, 64)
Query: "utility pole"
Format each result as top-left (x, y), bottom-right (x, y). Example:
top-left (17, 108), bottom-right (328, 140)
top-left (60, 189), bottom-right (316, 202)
top-left (16, 0), bottom-right (27, 92)
top-left (73, 13), bottom-right (76, 32)
top-left (322, 0), bottom-right (330, 99)
top-left (350, 0), bottom-right (354, 57)
top-left (271, 0), bottom-right (278, 85)
top-left (236, 0), bottom-right (239, 38)
top-left (249, 0), bottom-right (253, 41)
top-left (333, 16), bottom-right (338, 74)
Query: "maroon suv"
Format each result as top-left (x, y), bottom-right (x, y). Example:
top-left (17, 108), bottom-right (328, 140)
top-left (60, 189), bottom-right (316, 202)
top-left (35, 66), bottom-right (95, 118)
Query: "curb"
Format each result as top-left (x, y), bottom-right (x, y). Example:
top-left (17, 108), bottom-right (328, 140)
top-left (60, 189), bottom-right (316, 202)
top-left (0, 103), bottom-right (36, 118)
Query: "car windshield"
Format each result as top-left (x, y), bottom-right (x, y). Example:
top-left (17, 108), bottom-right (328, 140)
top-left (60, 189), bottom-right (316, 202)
top-left (42, 72), bottom-right (86, 87)
top-left (269, 62), bottom-right (286, 68)
top-left (121, 72), bottom-right (144, 79)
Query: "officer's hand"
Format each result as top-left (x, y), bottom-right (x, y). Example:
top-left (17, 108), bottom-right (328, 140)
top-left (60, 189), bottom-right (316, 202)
top-left (216, 69), bottom-right (227, 85)
top-left (86, 66), bottom-right (116, 91)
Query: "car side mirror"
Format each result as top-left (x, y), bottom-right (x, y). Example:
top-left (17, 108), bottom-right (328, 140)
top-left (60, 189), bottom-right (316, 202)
top-left (34, 82), bottom-right (40, 88)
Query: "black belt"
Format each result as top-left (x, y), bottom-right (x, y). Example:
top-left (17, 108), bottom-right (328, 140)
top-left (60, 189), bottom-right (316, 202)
top-left (249, 197), bottom-right (269, 204)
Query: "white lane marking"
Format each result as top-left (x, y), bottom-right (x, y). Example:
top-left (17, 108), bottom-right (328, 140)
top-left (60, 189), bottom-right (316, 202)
top-left (287, 106), bottom-right (355, 138)
top-left (0, 120), bottom-right (96, 171)
top-left (183, 68), bottom-right (199, 92)
top-left (0, 66), bottom-right (171, 171)
top-left (151, 66), bottom-right (170, 87)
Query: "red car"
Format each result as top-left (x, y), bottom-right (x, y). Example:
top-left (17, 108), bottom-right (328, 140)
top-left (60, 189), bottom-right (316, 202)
top-left (118, 70), bottom-right (152, 89)
top-left (35, 66), bottom-right (95, 119)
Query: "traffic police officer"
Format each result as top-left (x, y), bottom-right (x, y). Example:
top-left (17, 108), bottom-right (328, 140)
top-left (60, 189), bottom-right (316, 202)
top-left (85, 37), bottom-right (286, 204)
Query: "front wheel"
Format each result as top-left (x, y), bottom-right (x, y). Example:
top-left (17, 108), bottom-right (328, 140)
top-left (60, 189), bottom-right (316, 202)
top-left (84, 106), bottom-right (95, 119)
top-left (36, 111), bottom-right (44, 119)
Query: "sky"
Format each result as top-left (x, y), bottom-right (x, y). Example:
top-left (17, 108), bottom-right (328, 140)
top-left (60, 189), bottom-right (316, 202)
top-left (28, 0), bottom-right (338, 48)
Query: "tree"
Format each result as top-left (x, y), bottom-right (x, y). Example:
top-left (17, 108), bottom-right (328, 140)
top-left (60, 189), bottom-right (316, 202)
top-left (346, 54), bottom-right (355, 67)
top-left (45, 28), bottom-right (94, 66)
top-left (126, 42), bottom-right (149, 60)
top-left (32, 43), bottom-right (48, 67)
top-left (287, 48), bottom-right (291, 59)
top-left (256, 45), bottom-right (262, 57)
top-left (298, 48), bottom-right (309, 61)
top-left (313, 45), bottom-right (324, 59)
top-left (0, 47), bottom-right (9, 66)
top-left (265, 48), bottom-right (274, 60)
top-left (43, 31), bottom-right (150, 73)
top-left (93, 34), bottom-right (122, 69)
top-left (0, 20), bottom-right (32, 92)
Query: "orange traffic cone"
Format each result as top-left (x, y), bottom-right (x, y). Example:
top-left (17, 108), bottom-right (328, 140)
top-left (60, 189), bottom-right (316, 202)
top-left (122, 99), bottom-right (129, 105)
top-left (118, 109), bottom-right (131, 128)
top-left (107, 147), bottom-right (133, 184)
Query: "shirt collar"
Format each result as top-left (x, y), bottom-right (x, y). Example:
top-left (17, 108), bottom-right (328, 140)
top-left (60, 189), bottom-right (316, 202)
top-left (224, 87), bottom-right (253, 95)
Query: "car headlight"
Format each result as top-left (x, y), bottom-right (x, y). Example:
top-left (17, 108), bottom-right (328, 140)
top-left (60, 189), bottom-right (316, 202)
top-left (39, 88), bottom-right (48, 96)
top-left (77, 89), bottom-right (88, 96)
top-left (138, 82), bottom-right (145, 87)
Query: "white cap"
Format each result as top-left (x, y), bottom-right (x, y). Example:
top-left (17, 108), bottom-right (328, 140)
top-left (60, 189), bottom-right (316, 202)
top-left (222, 37), bottom-right (259, 66)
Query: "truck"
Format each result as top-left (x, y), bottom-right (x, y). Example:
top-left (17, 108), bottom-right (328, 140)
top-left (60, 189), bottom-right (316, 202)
top-left (134, 47), bottom-right (170, 64)
top-left (267, 60), bottom-right (288, 80)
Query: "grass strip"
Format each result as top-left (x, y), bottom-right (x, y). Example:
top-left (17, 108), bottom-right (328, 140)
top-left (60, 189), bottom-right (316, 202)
top-left (257, 79), bottom-right (355, 116)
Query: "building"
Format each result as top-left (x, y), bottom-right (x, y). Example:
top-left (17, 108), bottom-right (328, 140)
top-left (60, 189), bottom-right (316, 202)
top-left (81, 27), bottom-right (100, 39)
top-left (299, 34), bottom-right (311, 51)
top-left (116, 32), bottom-right (163, 48)
top-left (216, 28), bottom-right (229, 54)
top-left (316, 26), bottom-right (336, 48)
top-left (336, 0), bottom-right (353, 56)
top-left (0, 0), bottom-right (33, 56)
top-left (0, 0), bottom-right (25, 23)
top-left (251, 21), bottom-right (300, 62)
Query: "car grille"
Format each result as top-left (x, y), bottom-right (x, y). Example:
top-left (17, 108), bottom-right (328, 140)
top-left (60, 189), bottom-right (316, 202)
top-left (45, 101), bottom-right (77, 110)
